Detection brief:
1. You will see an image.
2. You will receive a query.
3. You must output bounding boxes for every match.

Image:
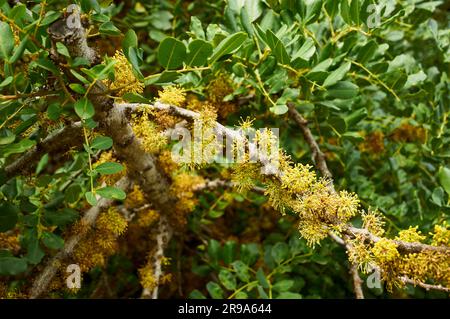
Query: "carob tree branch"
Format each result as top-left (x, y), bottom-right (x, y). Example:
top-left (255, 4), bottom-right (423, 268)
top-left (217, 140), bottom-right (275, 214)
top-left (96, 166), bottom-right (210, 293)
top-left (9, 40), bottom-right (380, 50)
top-left (30, 10), bottom-right (177, 299)
top-left (401, 277), bottom-right (450, 293)
top-left (4, 122), bottom-right (83, 180)
top-left (30, 177), bottom-right (130, 298)
top-left (287, 102), bottom-right (363, 298)
top-left (116, 102), bottom-right (450, 254)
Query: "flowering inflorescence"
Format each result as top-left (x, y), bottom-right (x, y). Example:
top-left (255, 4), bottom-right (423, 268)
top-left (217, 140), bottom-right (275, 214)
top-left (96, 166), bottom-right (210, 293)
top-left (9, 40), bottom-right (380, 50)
top-left (348, 224), bottom-right (450, 291)
top-left (106, 50), bottom-right (144, 98)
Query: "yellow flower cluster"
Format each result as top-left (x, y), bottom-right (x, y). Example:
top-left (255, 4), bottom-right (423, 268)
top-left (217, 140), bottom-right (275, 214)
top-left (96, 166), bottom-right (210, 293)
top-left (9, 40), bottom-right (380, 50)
top-left (232, 149), bottom-right (359, 246)
top-left (348, 223), bottom-right (450, 292)
top-left (371, 239), bottom-right (400, 263)
top-left (362, 210), bottom-right (385, 236)
top-left (396, 226), bottom-right (426, 243)
top-left (106, 50), bottom-right (144, 97)
top-left (72, 207), bottom-right (128, 272)
top-left (206, 73), bottom-right (236, 118)
top-left (295, 189), bottom-right (359, 246)
top-left (125, 184), bottom-right (146, 209)
top-left (136, 209), bottom-right (160, 228)
top-left (171, 173), bottom-right (205, 225)
top-left (139, 265), bottom-right (157, 291)
top-left (431, 224), bottom-right (450, 246)
top-left (187, 105), bottom-right (219, 169)
top-left (158, 85), bottom-right (186, 106)
top-left (131, 107), bottom-right (167, 154)
top-left (0, 231), bottom-right (20, 253)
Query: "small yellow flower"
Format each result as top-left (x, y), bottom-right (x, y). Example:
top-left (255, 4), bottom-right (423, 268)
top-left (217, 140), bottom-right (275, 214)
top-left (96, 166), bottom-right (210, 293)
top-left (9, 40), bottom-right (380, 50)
top-left (371, 239), bottom-right (399, 263)
top-left (158, 86), bottom-right (186, 106)
top-left (396, 226), bottom-right (425, 243)
top-left (106, 50), bottom-right (144, 97)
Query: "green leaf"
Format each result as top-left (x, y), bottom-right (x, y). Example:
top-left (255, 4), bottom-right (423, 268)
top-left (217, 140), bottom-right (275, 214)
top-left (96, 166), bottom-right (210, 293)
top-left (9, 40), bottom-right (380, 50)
top-left (69, 83), bottom-right (86, 94)
top-left (186, 39), bottom-right (213, 67)
top-left (189, 289), bottom-right (207, 299)
top-left (272, 279), bottom-right (294, 292)
top-left (232, 260), bottom-right (251, 282)
top-left (305, 0), bottom-right (323, 24)
top-left (431, 187), bottom-right (444, 207)
top-left (34, 57), bottom-right (59, 74)
top-left (264, 29), bottom-right (290, 64)
top-left (122, 29), bottom-right (138, 55)
top-left (256, 268), bottom-right (270, 288)
top-left (65, 184), bottom-right (83, 203)
top-left (271, 242), bottom-right (289, 263)
top-left (0, 139), bottom-right (36, 158)
top-left (0, 22), bottom-right (14, 61)
top-left (95, 162), bottom-right (124, 175)
top-left (270, 104), bottom-right (288, 115)
top-left (44, 208), bottom-right (79, 226)
top-left (292, 38), bottom-right (315, 60)
top-left (350, 0), bottom-right (361, 25)
top-left (56, 42), bottom-right (70, 57)
top-left (222, 241), bottom-right (237, 265)
top-left (218, 269), bottom-right (237, 290)
top-left (41, 232), bottom-right (64, 250)
top-left (340, 0), bottom-right (352, 25)
top-left (206, 281), bottom-right (224, 299)
top-left (26, 239), bottom-right (45, 265)
top-left (209, 32), bottom-right (247, 64)
top-left (10, 35), bottom-right (29, 64)
top-left (323, 62), bottom-right (351, 87)
top-left (326, 81), bottom-right (359, 99)
top-left (276, 292), bottom-right (302, 299)
top-left (74, 97), bottom-right (95, 120)
top-left (243, 0), bottom-right (263, 22)
top-left (240, 243), bottom-right (260, 265)
top-left (85, 191), bottom-right (98, 206)
top-left (36, 153), bottom-right (49, 175)
top-left (357, 40), bottom-right (378, 64)
top-left (91, 136), bottom-right (113, 150)
top-left (0, 257), bottom-right (27, 275)
top-left (96, 186), bottom-right (126, 200)
top-left (438, 166), bottom-right (450, 195)
top-left (0, 203), bottom-right (19, 232)
top-left (99, 21), bottom-right (121, 36)
top-left (157, 37), bottom-right (187, 69)
top-left (207, 239), bottom-right (220, 264)
top-left (190, 16), bottom-right (205, 39)
top-left (0, 131), bottom-right (15, 145)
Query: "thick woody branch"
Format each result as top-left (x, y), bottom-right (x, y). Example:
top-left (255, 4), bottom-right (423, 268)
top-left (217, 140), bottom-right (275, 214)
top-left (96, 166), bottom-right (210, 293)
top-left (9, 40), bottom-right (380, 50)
top-left (4, 122), bottom-right (83, 180)
top-left (48, 14), bottom-right (176, 215)
top-left (29, 178), bottom-right (129, 298)
top-left (141, 215), bottom-right (172, 299)
top-left (33, 12), bottom-right (177, 299)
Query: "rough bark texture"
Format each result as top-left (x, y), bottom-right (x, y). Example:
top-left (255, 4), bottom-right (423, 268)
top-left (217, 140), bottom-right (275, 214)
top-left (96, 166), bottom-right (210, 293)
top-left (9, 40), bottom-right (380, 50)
top-left (29, 178), bottom-right (129, 298)
top-left (5, 122), bottom-right (82, 180)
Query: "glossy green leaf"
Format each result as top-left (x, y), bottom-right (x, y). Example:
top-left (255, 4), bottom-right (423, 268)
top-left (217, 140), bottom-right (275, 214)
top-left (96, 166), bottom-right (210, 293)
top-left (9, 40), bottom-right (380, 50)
top-left (157, 37), bottom-right (187, 69)
top-left (209, 32), bottom-right (247, 63)
top-left (323, 62), bottom-right (351, 87)
top-left (74, 97), bottom-right (95, 120)
top-left (0, 22), bottom-right (14, 61)
top-left (96, 186), bottom-right (126, 200)
top-left (95, 162), bottom-right (124, 175)
top-left (0, 203), bottom-right (19, 232)
top-left (186, 39), bottom-right (213, 66)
